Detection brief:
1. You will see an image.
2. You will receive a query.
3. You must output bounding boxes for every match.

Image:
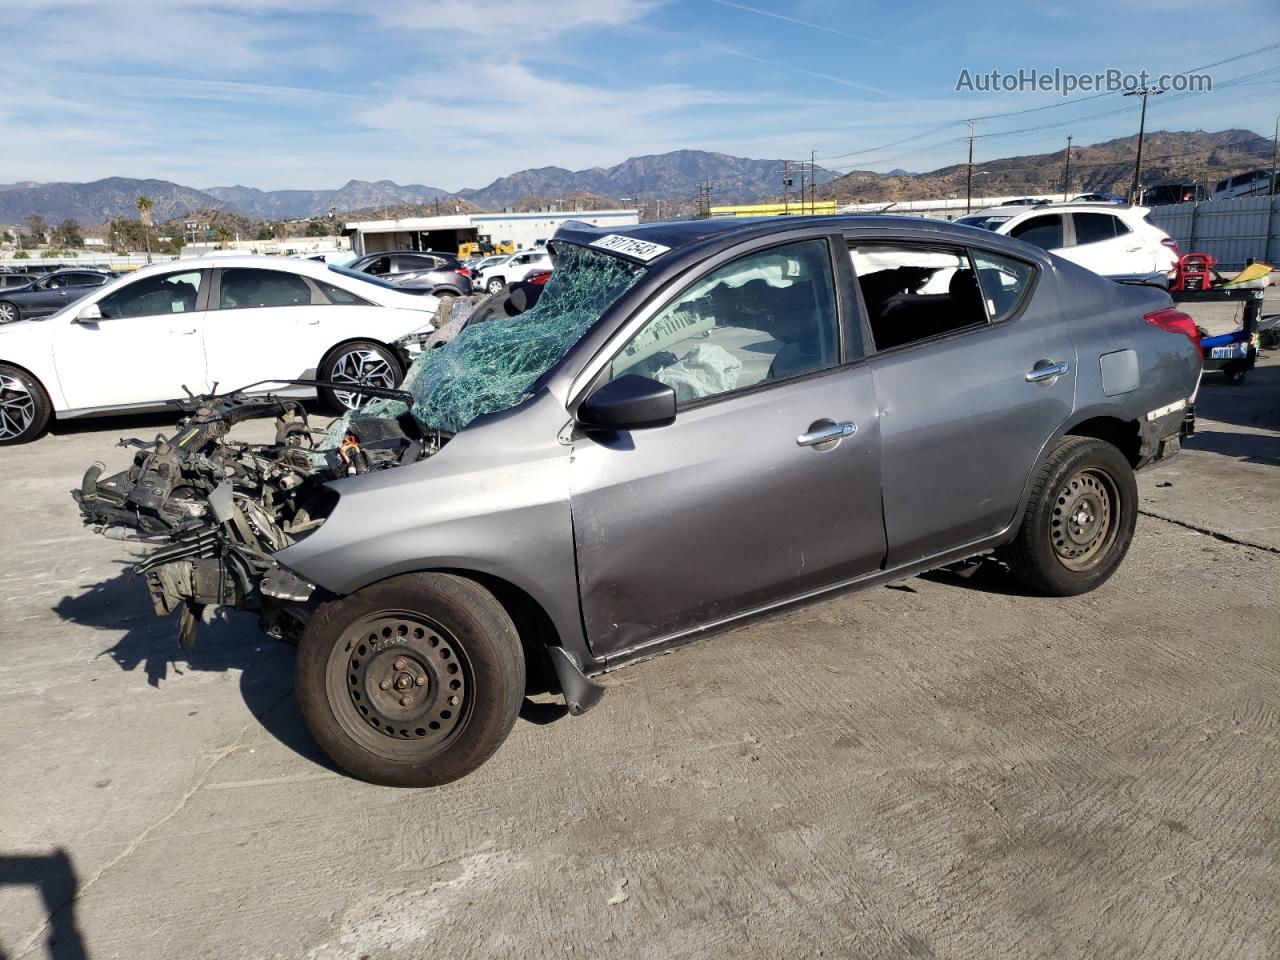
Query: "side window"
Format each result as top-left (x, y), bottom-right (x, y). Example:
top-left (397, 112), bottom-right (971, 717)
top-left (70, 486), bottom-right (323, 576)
top-left (1072, 212), bottom-right (1116, 245)
top-left (971, 252), bottom-right (1034, 322)
top-left (99, 271), bottom-right (203, 319)
top-left (1111, 216), bottom-right (1132, 236)
top-left (396, 254), bottom-right (437, 272)
top-left (1009, 214), bottom-right (1064, 250)
top-left (362, 256), bottom-right (391, 276)
top-left (611, 239), bottom-right (840, 405)
top-left (850, 244), bottom-right (987, 351)
top-left (315, 280), bottom-right (372, 306)
top-left (219, 269), bottom-right (312, 309)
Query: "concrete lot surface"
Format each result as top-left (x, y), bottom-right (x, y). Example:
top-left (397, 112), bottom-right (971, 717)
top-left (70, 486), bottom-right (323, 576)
top-left (1, 353), bottom-right (1277, 959)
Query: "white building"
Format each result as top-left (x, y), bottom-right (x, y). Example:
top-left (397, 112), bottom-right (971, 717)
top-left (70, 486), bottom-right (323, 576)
top-left (343, 209), bottom-right (640, 257)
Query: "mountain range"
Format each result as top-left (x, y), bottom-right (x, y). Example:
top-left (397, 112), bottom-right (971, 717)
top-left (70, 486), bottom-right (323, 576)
top-left (0, 132), bottom-right (1271, 227)
top-left (0, 150), bottom-right (836, 225)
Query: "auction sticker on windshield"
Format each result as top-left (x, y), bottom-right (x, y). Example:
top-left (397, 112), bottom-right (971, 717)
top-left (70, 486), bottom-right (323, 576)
top-left (589, 234), bottom-right (671, 262)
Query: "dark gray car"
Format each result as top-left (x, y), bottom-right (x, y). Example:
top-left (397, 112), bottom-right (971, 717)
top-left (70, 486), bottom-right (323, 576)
top-left (345, 250), bottom-right (473, 298)
top-left (0, 269), bottom-right (111, 322)
top-left (76, 215), bottom-right (1201, 786)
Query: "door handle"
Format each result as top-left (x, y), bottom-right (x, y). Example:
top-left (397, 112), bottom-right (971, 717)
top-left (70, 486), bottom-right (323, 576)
top-left (1125, 245), bottom-right (1143, 252)
top-left (797, 420), bottom-right (856, 447)
top-left (172, 328), bottom-right (198, 336)
top-left (1026, 360), bottom-right (1070, 383)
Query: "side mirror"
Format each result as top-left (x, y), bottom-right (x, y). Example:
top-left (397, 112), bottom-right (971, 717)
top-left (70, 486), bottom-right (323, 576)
top-left (74, 303), bottom-right (102, 323)
top-left (577, 375), bottom-right (676, 431)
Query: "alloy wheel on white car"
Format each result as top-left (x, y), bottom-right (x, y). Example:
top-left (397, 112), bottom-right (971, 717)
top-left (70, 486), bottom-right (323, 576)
top-left (0, 371), bottom-right (36, 441)
top-left (327, 347), bottom-right (399, 409)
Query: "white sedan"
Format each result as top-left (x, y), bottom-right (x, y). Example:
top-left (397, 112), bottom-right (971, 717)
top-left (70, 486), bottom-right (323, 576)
top-left (0, 255), bottom-right (440, 444)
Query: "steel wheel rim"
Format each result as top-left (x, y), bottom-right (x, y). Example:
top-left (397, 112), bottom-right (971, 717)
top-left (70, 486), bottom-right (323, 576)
top-left (0, 303), bottom-right (16, 324)
top-left (328, 348), bottom-right (396, 409)
top-left (324, 610), bottom-right (473, 762)
top-left (487, 279), bottom-right (503, 293)
top-left (0, 373), bottom-right (35, 440)
top-left (1051, 467), bottom-right (1119, 571)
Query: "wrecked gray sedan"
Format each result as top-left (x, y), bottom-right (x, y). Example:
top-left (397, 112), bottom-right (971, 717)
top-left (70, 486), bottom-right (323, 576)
top-left (75, 216), bottom-right (1201, 786)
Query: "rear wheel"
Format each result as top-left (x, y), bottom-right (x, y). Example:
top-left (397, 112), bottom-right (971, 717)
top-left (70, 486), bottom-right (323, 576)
top-left (0, 301), bottom-right (20, 324)
top-left (317, 340), bottom-right (403, 412)
top-left (1001, 436), bottom-right (1137, 596)
top-left (0, 364), bottom-right (52, 445)
top-left (296, 573), bottom-right (525, 787)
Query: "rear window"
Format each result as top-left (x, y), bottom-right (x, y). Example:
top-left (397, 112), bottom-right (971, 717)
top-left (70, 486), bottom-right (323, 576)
top-left (1072, 213), bottom-right (1117, 245)
top-left (957, 214), bottom-right (1012, 231)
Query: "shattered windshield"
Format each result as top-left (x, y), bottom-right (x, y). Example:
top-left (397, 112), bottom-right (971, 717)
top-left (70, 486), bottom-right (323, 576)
top-left (338, 244), bottom-right (644, 435)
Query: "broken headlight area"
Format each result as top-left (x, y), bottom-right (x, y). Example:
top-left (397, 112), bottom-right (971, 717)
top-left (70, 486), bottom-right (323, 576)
top-left (73, 385), bottom-right (447, 646)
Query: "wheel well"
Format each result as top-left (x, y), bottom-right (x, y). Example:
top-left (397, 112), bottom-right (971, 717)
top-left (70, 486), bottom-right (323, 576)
top-left (437, 569), bottom-right (562, 696)
top-left (1065, 416), bottom-right (1141, 466)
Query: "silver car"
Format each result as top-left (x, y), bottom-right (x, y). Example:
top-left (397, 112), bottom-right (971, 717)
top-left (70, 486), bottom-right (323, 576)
top-left (76, 216), bottom-right (1202, 786)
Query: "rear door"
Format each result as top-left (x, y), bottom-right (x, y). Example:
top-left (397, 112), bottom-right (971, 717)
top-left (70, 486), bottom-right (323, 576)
top-left (569, 235), bottom-right (885, 659)
top-left (1069, 212), bottom-right (1150, 275)
top-left (203, 267), bottom-right (357, 388)
top-left (851, 238), bottom-right (1076, 566)
top-left (54, 269), bottom-right (210, 408)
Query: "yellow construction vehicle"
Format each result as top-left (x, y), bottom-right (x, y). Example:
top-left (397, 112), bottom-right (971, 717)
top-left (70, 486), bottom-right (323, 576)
top-left (458, 237), bottom-right (516, 259)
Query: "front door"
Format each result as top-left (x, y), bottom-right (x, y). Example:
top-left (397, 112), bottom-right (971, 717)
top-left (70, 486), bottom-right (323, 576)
top-left (850, 240), bottom-right (1076, 566)
top-left (54, 268), bottom-right (209, 409)
top-left (569, 237), bottom-right (885, 660)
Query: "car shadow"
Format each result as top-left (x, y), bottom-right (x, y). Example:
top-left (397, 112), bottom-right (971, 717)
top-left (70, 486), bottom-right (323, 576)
top-left (1183, 428), bottom-right (1280, 466)
top-left (46, 411), bottom-right (178, 438)
top-left (0, 848), bottom-right (88, 960)
top-left (52, 565), bottom-right (334, 772)
top-left (1194, 359), bottom-right (1279, 432)
top-left (918, 557), bottom-right (1043, 597)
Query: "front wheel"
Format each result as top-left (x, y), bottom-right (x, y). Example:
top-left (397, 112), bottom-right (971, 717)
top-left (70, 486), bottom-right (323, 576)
top-left (486, 277), bottom-right (505, 295)
top-left (0, 301), bottom-right (20, 324)
top-left (317, 340), bottom-right (403, 412)
top-left (295, 573), bottom-right (526, 787)
top-left (0, 363), bottom-right (52, 444)
top-left (1000, 436), bottom-right (1137, 596)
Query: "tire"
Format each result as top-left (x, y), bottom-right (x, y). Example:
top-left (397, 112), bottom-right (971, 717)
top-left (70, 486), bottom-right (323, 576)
top-left (486, 276), bottom-right (505, 295)
top-left (0, 363), bottom-right (52, 445)
top-left (317, 340), bottom-right (403, 412)
top-left (296, 572), bottom-right (526, 787)
top-left (0, 301), bottom-right (20, 324)
top-left (1000, 436), bottom-right (1137, 596)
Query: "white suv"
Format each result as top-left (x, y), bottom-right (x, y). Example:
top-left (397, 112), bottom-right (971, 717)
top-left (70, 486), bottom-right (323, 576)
top-left (957, 204), bottom-right (1179, 278)
top-left (472, 249), bottom-right (553, 295)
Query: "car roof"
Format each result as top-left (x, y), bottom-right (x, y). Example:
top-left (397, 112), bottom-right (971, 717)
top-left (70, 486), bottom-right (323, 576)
top-left (966, 203), bottom-right (1145, 218)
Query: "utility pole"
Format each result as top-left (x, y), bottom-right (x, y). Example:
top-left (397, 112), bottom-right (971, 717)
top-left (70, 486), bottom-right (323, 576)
top-left (782, 161), bottom-right (791, 214)
top-left (1124, 86), bottom-right (1163, 203)
top-left (799, 163), bottom-right (806, 216)
top-left (964, 120), bottom-right (981, 214)
top-left (1271, 113), bottom-right (1278, 196)
top-left (1062, 134), bottom-right (1073, 202)
top-left (810, 149), bottom-right (817, 214)
top-left (696, 180), bottom-right (715, 219)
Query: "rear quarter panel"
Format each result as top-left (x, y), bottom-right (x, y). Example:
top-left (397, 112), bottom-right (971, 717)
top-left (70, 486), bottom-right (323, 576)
top-left (1049, 256), bottom-right (1200, 425)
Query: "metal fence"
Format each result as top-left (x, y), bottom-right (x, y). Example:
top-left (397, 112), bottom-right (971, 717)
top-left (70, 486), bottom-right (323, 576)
top-left (1147, 194), bottom-right (1280, 270)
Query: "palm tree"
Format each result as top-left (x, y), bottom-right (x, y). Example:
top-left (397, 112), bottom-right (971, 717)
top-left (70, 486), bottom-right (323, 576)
top-left (135, 195), bottom-right (154, 262)
top-left (215, 226), bottom-right (233, 249)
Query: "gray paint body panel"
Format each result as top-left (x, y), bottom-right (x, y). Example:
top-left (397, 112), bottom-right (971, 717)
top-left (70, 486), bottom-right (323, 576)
top-left (1100, 350), bottom-right (1140, 396)
top-left (271, 216), bottom-right (1200, 673)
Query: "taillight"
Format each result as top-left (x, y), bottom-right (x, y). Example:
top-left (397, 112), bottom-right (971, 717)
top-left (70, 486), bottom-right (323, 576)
top-left (457, 266), bottom-right (471, 277)
top-left (528, 270), bottom-right (552, 286)
top-left (1145, 307), bottom-right (1202, 357)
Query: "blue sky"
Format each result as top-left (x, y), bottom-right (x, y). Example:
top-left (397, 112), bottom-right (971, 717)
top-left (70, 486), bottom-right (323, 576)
top-left (1, 0), bottom-right (1277, 191)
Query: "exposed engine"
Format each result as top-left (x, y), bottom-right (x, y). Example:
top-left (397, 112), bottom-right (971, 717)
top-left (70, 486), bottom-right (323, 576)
top-left (73, 384), bottom-right (442, 647)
